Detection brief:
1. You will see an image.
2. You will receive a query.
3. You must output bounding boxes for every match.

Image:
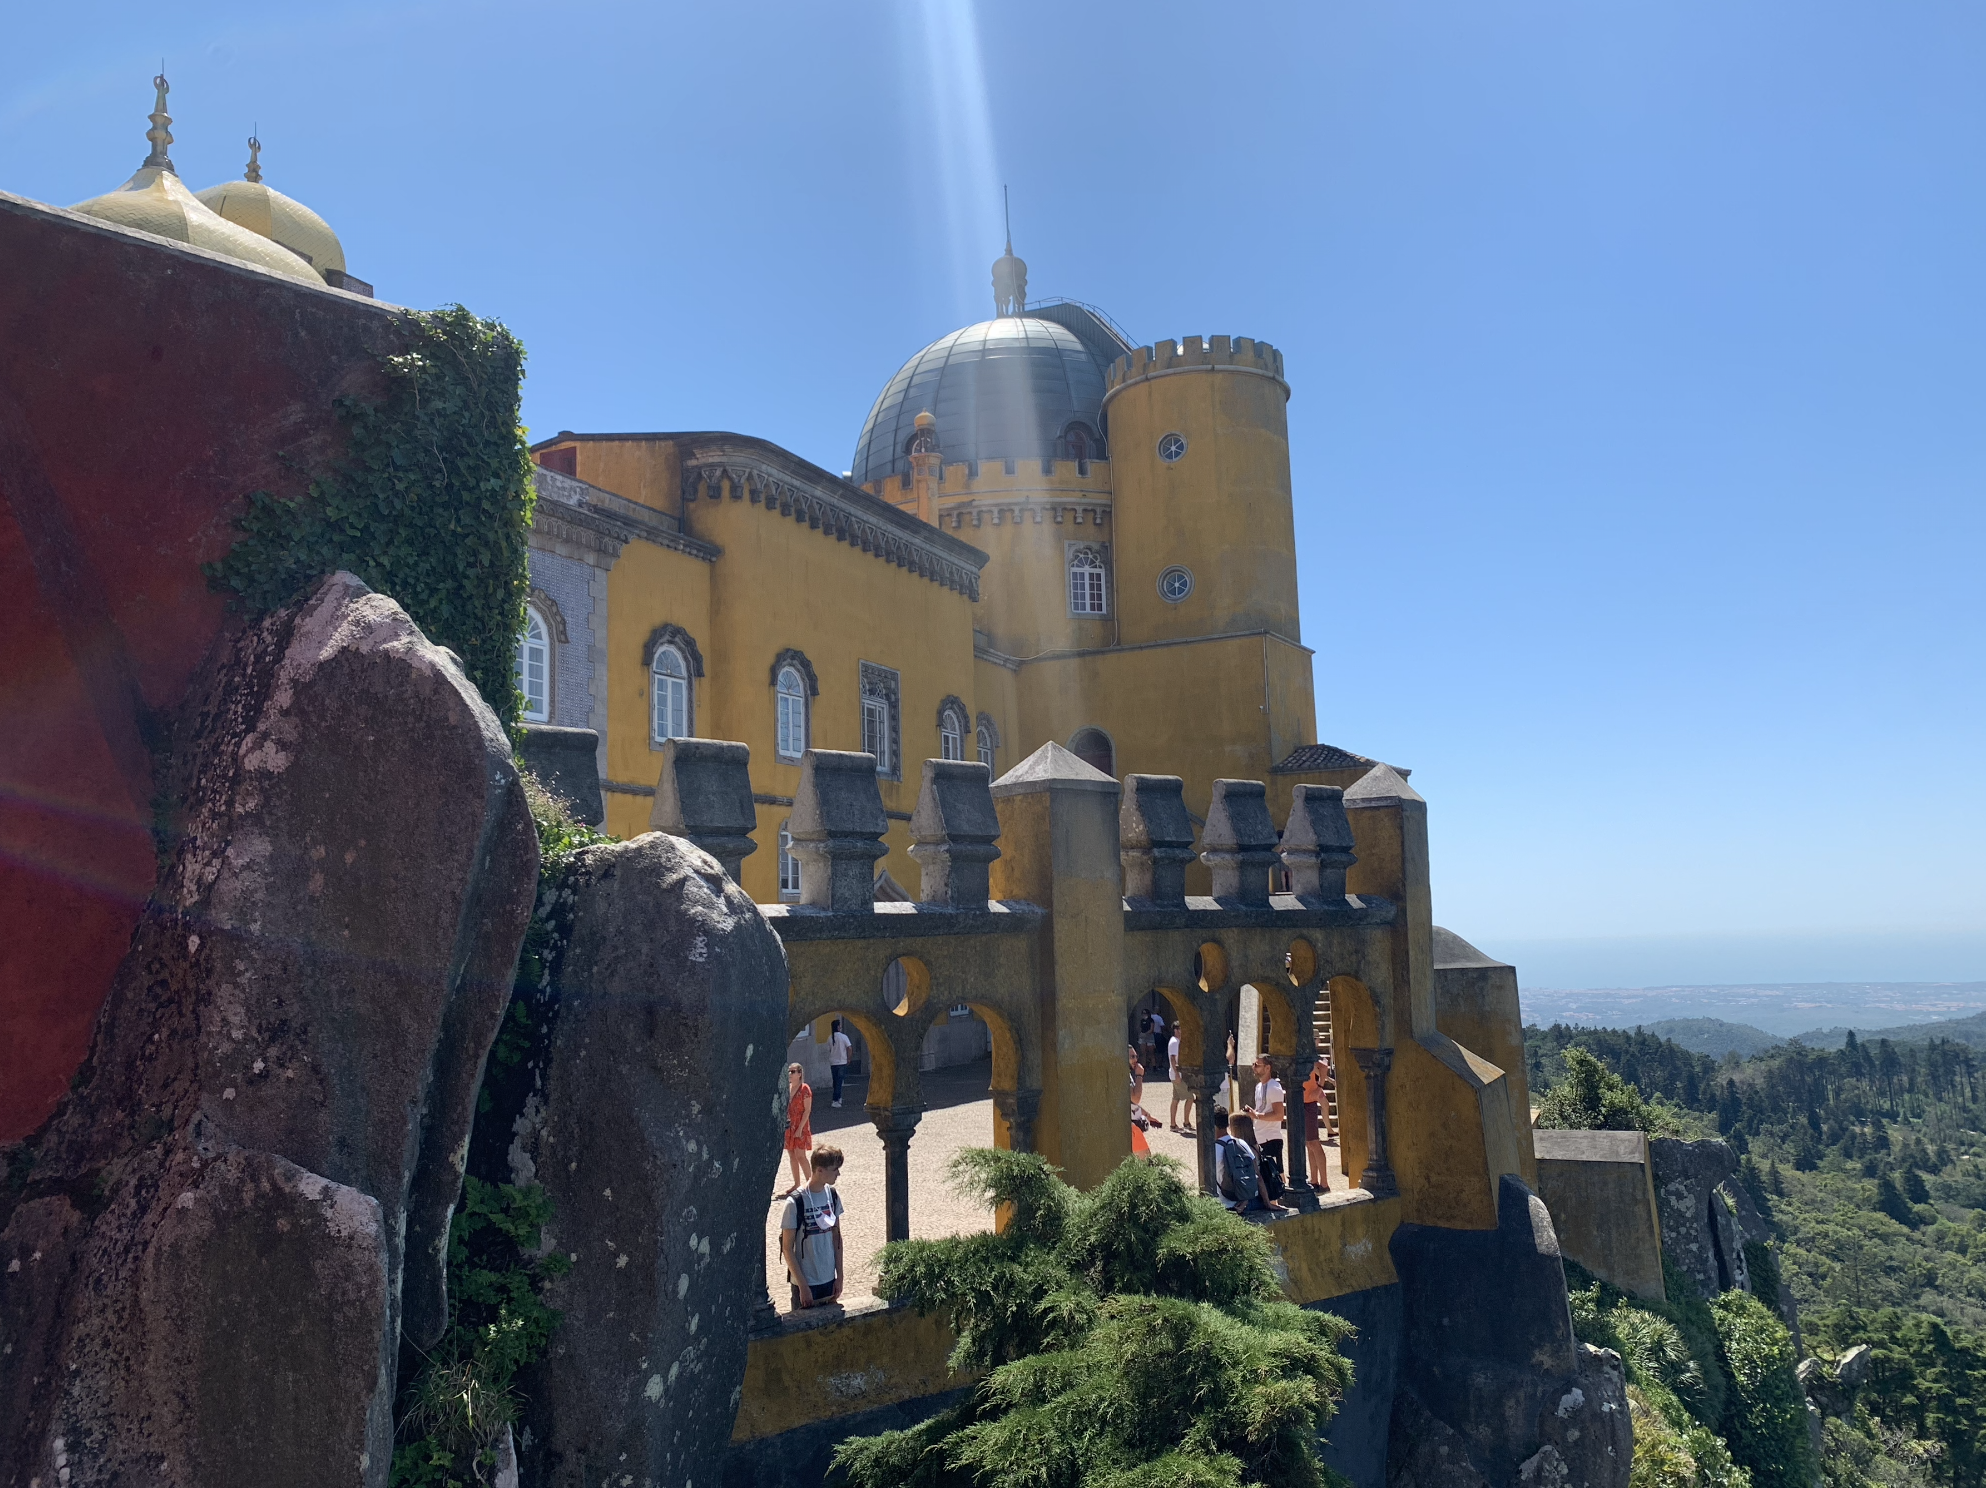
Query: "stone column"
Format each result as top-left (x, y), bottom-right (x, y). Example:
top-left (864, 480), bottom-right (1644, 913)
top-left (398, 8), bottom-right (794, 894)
top-left (752, 1236), bottom-right (779, 1332)
top-left (1119, 774), bottom-right (1197, 907)
top-left (868, 1105), bottom-right (923, 1242)
top-left (993, 1088), bottom-right (1043, 1154)
top-left (1351, 1047), bottom-right (1399, 1198)
top-left (1269, 1053), bottom-right (1318, 1210)
top-left (1200, 779), bottom-right (1280, 905)
top-left (908, 759), bottom-right (1001, 907)
top-left (790, 750), bottom-right (889, 911)
top-left (650, 738), bottom-right (757, 882)
top-left (1278, 784), bottom-right (1357, 902)
top-left (1180, 1068), bottom-right (1220, 1195)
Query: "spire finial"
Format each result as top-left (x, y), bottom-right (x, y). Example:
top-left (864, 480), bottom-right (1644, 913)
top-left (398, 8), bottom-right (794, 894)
top-left (142, 67), bottom-right (174, 173)
top-left (992, 187), bottom-right (1027, 316)
top-left (245, 129), bottom-right (262, 183)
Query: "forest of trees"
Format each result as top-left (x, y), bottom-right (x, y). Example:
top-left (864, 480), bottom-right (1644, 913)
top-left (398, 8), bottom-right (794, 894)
top-left (1527, 1023), bottom-right (1986, 1488)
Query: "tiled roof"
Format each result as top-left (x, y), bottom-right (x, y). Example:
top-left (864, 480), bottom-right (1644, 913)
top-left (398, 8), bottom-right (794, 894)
top-left (1271, 744), bottom-right (1379, 775)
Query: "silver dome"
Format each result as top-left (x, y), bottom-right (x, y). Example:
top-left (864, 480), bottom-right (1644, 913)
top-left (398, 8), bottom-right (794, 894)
top-left (851, 316), bottom-right (1113, 487)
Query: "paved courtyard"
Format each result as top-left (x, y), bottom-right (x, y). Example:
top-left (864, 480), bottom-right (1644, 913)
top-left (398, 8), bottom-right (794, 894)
top-left (764, 1059), bottom-right (1355, 1310)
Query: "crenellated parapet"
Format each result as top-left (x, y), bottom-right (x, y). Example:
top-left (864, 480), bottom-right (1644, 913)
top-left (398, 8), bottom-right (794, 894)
top-left (1102, 333), bottom-right (1288, 408)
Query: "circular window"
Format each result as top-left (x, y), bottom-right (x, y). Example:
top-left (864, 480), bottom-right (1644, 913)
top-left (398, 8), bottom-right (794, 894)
top-left (1158, 566), bottom-right (1194, 603)
top-left (1157, 432), bottom-right (1187, 463)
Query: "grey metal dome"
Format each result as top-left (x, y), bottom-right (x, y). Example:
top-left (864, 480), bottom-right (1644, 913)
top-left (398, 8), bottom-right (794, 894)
top-left (851, 316), bottom-right (1113, 487)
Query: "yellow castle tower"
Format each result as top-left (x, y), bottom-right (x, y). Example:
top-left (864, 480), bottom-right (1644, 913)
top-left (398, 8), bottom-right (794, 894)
top-left (851, 244), bottom-right (1326, 872)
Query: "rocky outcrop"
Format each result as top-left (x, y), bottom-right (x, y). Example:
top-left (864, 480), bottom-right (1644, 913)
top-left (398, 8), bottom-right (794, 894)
top-left (1388, 1177), bottom-right (1630, 1488)
top-left (1649, 1137), bottom-right (1801, 1346)
top-left (0, 574), bottom-right (539, 1488)
top-left (1649, 1138), bottom-right (1753, 1297)
top-left (511, 832), bottom-right (789, 1487)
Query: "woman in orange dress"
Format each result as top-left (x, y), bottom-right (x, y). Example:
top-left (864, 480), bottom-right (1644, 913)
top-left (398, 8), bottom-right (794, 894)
top-left (783, 1062), bottom-right (814, 1196)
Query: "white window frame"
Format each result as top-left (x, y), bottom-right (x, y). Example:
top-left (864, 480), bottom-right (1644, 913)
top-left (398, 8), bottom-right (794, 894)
top-left (863, 696), bottom-right (891, 774)
top-left (939, 705), bottom-right (965, 762)
top-left (778, 819), bottom-right (801, 901)
top-left (651, 643), bottom-right (690, 743)
top-left (976, 723), bottom-right (996, 771)
top-left (1067, 543), bottom-right (1108, 617)
top-left (517, 605), bottom-right (551, 723)
top-left (775, 665), bottom-right (807, 760)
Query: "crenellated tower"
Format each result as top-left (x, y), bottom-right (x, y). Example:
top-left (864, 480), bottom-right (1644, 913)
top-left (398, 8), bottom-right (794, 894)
top-left (1102, 334), bottom-right (1299, 648)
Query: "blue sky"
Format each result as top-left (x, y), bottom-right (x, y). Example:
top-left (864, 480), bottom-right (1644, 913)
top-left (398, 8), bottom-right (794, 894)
top-left (6, 2), bottom-right (1982, 988)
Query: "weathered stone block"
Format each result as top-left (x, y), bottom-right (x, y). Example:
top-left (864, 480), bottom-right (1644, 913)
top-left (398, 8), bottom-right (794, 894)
top-left (519, 723), bottom-right (605, 826)
top-left (1201, 778), bottom-right (1279, 905)
top-left (1280, 783), bottom-right (1357, 900)
top-left (1119, 773), bottom-right (1197, 908)
top-left (651, 736), bottom-right (758, 881)
top-left (515, 831), bottom-right (790, 1486)
top-left (788, 749), bottom-right (889, 912)
top-left (908, 758), bottom-right (1001, 907)
top-left (0, 573), bottom-right (539, 1488)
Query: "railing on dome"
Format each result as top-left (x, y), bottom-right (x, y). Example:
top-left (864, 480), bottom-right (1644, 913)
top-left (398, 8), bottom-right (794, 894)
top-left (1025, 297), bottom-right (1138, 358)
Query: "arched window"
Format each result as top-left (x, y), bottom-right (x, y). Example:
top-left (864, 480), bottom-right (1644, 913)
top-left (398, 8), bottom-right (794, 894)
top-left (516, 605), bottom-right (550, 723)
top-left (1069, 727), bottom-right (1114, 778)
top-left (976, 723), bottom-right (995, 771)
top-left (1065, 423), bottom-right (1090, 463)
top-left (1068, 544), bottom-right (1108, 616)
top-left (776, 665), bottom-right (807, 760)
top-left (651, 644), bottom-right (690, 743)
top-left (937, 698), bottom-right (968, 762)
top-left (778, 819), bottom-right (801, 901)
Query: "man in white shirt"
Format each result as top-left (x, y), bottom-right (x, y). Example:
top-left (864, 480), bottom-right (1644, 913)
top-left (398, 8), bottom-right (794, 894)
top-left (828, 1017), bottom-right (852, 1108)
top-left (1248, 1056), bottom-right (1286, 1167)
top-left (1167, 1030), bottom-right (1191, 1132)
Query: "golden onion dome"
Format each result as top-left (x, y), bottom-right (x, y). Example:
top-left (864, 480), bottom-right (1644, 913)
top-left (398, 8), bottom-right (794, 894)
top-left (69, 75), bottom-right (320, 287)
top-left (196, 136), bottom-right (346, 278)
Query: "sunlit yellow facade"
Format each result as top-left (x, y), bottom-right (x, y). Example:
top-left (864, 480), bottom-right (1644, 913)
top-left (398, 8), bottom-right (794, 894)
top-left (524, 256), bottom-right (1379, 899)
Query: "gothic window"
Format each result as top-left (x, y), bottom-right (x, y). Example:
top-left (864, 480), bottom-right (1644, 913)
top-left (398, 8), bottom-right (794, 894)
top-left (776, 665), bottom-right (807, 760)
top-left (937, 698), bottom-right (968, 762)
top-left (516, 605), bottom-right (550, 723)
top-left (859, 661), bottom-right (901, 780)
top-left (976, 712), bottom-right (1001, 773)
top-left (1068, 543), bottom-right (1108, 616)
top-left (651, 644), bottom-right (690, 743)
top-left (778, 819), bottom-right (801, 901)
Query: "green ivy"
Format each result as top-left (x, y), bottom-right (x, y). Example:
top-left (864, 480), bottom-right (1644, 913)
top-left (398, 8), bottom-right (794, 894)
top-left (203, 304), bottom-right (535, 727)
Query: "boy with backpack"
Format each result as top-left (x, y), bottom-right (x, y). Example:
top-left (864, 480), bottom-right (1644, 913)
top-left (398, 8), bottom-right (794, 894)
top-left (780, 1144), bottom-right (845, 1310)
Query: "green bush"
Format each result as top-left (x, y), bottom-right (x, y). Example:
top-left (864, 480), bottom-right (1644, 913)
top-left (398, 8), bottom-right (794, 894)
top-left (1712, 1290), bottom-right (1819, 1488)
top-left (832, 1150), bottom-right (1354, 1488)
top-left (1538, 1047), bottom-right (1685, 1136)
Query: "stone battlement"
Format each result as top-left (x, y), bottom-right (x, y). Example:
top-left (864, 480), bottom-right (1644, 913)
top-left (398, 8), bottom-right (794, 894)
top-left (1104, 333), bottom-right (1286, 399)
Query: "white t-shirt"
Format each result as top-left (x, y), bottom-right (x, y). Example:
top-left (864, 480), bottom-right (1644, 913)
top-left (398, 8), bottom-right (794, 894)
top-left (1167, 1034), bottom-right (1181, 1077)
top-left (1253, 1076), bottom-right (1287, 1132)
top-left (782, 1184), bottom-right (844, 1287)
top-left (829, 1031), bottom-right (852, 1066)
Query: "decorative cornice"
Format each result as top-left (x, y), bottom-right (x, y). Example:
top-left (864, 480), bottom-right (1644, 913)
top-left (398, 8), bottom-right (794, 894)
top-left (678, 441), bottom-right (984, 600)
top-left (769, 647), bottom-right (820, 696)
top-left (531, 467), bottom-right (719, 563)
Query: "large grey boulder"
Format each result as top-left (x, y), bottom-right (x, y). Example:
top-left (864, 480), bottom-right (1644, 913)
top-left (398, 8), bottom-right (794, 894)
top-left (513, 831), bottom-right (789, 1487)
top-left (0, 573), bottom-right (539, 1488)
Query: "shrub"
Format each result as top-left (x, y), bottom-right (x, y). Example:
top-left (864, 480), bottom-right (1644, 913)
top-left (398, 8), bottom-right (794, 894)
top-left (1538, 1048), bottom-right (1684, 1135)
top-left (1713, 1290), bottom-right (1819, 1488)
top-left (832, 1151), bottom-right (1354, 1488)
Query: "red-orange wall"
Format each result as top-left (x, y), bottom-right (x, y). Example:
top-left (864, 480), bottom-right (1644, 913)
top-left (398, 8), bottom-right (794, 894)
top-left (0, 192), bottom-right (409, 1140)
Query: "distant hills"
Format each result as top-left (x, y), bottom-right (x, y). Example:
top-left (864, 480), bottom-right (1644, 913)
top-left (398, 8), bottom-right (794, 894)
top-left (1521, 1003), bottom-right (1986, 1056)
top-left (1519, 981), bottom-right (1986, 1038)
top-left (1638, 1018), bottom-right (1785, 1059)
